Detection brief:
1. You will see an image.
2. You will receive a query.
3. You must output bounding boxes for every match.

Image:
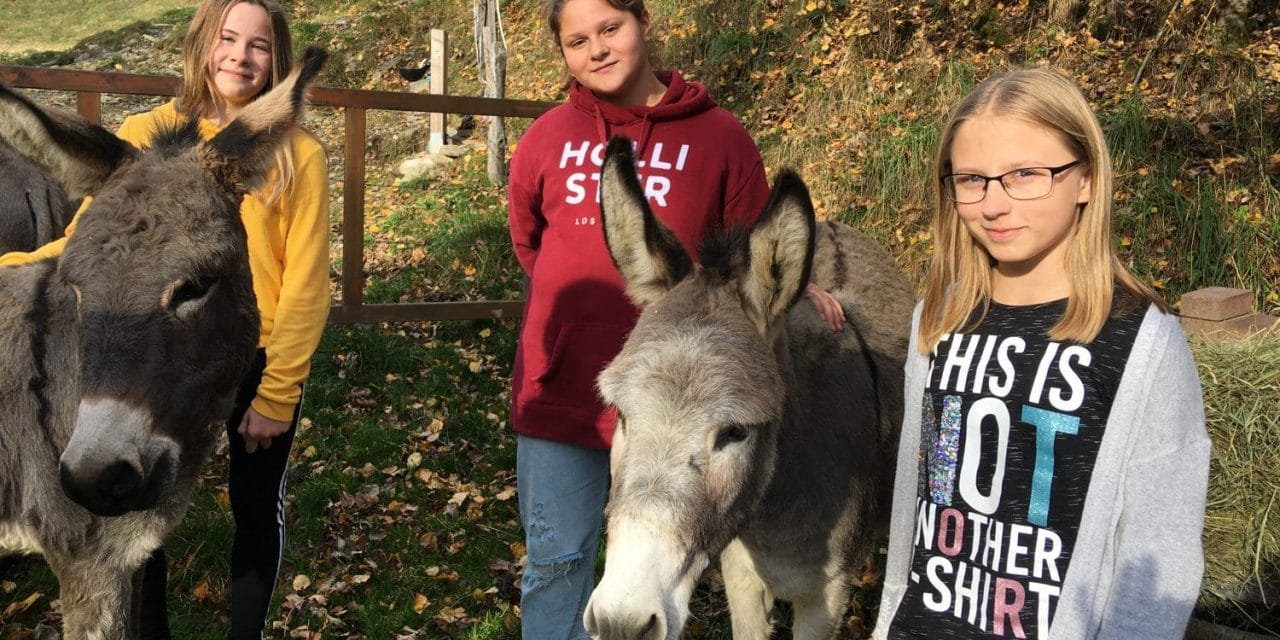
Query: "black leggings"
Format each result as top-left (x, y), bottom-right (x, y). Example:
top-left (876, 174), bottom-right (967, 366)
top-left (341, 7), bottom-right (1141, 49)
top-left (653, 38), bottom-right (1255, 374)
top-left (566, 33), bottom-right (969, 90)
top-left (140, 350), bottom-right (300, 640)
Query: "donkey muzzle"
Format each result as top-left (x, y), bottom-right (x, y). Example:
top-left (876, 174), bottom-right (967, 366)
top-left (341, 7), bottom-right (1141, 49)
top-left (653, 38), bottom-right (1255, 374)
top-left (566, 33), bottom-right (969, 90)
top-left (584, 517), bottom-right (699, 640)
top-left (59, 398), bottom-right (178, 516)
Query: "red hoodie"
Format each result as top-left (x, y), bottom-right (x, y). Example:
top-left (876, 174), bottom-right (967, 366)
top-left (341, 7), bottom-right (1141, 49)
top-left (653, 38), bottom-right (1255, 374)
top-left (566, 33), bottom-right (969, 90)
top-left (508, 70), bottom-right (769, 450)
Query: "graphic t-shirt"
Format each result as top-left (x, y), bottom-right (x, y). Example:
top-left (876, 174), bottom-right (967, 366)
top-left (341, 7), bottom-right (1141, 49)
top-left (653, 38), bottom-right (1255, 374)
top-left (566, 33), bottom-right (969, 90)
top-left (889, 299), bottom-right (1144, 639)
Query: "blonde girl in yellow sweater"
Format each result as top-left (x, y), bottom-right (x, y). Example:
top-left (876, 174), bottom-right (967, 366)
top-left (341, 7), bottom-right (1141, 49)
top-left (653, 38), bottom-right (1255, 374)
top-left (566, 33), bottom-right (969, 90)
top-left (0, 0), bottom-right (329, 636)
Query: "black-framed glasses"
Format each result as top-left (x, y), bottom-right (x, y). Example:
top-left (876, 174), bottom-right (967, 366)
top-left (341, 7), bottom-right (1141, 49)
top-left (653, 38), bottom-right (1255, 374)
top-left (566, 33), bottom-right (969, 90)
top-left (942, 160), bottom-right (1083, 204)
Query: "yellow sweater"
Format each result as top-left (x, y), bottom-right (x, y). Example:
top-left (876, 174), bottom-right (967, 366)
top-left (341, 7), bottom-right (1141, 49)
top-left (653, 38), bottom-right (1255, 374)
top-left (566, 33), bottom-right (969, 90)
top-left (0, 100), bottom-right (331, 422)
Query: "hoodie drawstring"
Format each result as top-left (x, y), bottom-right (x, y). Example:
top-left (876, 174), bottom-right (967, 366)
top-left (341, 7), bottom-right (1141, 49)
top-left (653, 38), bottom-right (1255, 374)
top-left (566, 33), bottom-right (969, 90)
top-left (633, 114), bottom-right (653, 165)
top-left (594, 105), bottom-right (610, 150)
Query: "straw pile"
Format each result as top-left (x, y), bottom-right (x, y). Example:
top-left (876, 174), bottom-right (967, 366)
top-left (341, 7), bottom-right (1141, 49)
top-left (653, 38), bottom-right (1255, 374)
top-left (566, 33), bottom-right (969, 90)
top-left (1192, 334), bottom-right (1280, 635)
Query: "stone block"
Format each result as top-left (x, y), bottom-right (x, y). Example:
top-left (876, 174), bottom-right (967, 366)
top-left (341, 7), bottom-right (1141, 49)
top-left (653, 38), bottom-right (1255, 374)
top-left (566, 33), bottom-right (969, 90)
top-left (1179, 287), bottom-right (1253, 321)
top-left (1181, 313), bottom-right (1280, 340)
top-left (438, 143), bottom-right (469, 159)
top-left (1181, 316), bottom-right (1228, 337)
top-left (396, 154), bottom-right (436, 182)
top-left (1221, 313), bottom-right (1280, 336)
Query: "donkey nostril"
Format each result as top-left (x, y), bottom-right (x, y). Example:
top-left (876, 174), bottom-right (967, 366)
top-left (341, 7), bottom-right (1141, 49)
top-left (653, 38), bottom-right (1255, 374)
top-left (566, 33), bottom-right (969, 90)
top-left (103, 460), bottom-right (142, 500)
top-left (640, 613), bottom-right (660, 639)
top-left (58, 461), bottom-right (77, 496)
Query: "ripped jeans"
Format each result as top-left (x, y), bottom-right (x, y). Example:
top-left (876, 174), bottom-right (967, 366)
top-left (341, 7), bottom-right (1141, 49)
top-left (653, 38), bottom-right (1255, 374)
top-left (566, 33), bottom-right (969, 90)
top-left (516, 435), bottom-right (610, 640)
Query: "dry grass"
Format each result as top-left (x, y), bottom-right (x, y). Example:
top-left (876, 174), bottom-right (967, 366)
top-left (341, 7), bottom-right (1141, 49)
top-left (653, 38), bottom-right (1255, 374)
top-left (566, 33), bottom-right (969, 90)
top-left (1194, 334), bottom-right (1280, 635)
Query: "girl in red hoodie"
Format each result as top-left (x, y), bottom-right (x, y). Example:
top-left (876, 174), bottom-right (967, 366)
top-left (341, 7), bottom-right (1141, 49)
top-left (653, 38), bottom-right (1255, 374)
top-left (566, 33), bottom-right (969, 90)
top-left (508, 0), bottom-right (844, 637)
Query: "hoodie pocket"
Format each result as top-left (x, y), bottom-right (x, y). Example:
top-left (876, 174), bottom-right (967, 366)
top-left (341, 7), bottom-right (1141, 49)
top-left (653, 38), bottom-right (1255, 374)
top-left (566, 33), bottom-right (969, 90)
top-left (534, 323), bottom-right (629, 408)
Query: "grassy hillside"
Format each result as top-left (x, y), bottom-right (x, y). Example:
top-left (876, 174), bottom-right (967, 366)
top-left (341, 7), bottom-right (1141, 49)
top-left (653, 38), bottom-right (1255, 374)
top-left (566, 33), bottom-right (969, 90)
top-left (0, 0), bottom-right (192, 54)
top-left (0, 1), bottom-right (1277, 638)
top-left (272, 0), bottom-right (1279, 309)
top-left (3, 0), bottom-right (1274, 306)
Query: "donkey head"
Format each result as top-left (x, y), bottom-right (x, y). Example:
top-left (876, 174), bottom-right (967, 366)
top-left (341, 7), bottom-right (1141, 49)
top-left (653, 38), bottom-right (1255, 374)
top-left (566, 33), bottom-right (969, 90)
top-left (584, 137), bottom-right (815, 640)
top-left (0, 48), bottom-right (327, 517)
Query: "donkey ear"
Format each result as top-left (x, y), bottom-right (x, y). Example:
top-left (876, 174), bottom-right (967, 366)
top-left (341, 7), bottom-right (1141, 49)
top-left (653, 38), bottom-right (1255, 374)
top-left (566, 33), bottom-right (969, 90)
top-left (739, 170), bottom-right (815, 334)
top-left (202, 46), bottom-right (328, 193)
top-left (600, 136), bottom-right (693, 307)
top-left (0, 84), bottom-right (138, 201)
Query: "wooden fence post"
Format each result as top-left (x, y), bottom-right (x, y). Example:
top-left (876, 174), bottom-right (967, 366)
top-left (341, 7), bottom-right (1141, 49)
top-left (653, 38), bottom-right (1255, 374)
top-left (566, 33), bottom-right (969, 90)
top-left (429, 28), bottom-right (448, 153)
top-left (343, 106), bottom-right (367, 313)
top-left (76, 91), bottom-right (101, 123)
top-left (476, 0), bottom-right (507, 185)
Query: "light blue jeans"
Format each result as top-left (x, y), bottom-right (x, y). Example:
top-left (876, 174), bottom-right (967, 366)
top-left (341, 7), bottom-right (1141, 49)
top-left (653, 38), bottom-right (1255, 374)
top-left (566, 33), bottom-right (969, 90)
top-left (517, 435), bottom-right (611, 640)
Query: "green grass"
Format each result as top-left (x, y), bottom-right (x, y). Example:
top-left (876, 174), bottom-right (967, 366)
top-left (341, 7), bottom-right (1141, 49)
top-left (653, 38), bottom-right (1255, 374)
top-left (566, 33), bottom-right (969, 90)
top-left (1103, 96), bottom-right (1279, 303)
top-left (363, 165), bottom-right (519, 306)
top-left (150, 312), bottom-right (525, 639)
top-left (0, 1), bottom-right (194, 55)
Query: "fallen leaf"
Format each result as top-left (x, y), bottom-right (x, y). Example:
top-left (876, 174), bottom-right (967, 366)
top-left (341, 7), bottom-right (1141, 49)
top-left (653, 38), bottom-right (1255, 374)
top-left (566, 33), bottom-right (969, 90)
top-left (2, 592), bottom-right (42, 618)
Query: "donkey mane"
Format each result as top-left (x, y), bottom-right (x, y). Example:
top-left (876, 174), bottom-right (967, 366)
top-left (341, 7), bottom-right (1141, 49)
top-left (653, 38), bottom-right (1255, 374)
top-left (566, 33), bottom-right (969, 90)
top-left (148, 117), bottom-right (203, 157)
top-left (695, 226), bottom-right (750, 285)
top-left (25, 263), bottom-right (58, 446)
top-left (695, 168), bottom-right (812, 315)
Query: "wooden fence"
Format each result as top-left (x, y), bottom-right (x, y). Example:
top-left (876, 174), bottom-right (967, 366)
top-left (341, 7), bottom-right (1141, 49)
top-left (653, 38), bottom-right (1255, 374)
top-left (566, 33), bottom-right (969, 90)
top-left (0, 65), bottom-right (556, 324)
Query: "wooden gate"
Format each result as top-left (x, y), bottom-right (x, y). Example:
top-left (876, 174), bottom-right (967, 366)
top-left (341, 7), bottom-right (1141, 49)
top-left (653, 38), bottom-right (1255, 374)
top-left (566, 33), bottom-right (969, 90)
top-left (0, 65), bottom-right (556, 324)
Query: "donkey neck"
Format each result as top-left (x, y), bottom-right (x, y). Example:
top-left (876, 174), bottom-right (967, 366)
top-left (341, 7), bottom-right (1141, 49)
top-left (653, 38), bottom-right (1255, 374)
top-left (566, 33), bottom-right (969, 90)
top-left (749, 313), bottom-right (875, 538)
top-left (0, 260), bottom-right (80, 465)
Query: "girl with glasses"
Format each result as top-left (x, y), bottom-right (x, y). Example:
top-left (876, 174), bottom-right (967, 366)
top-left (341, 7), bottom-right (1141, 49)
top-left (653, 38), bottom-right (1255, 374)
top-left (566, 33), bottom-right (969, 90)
top-left (873, 68), bottom-right (1210, 639)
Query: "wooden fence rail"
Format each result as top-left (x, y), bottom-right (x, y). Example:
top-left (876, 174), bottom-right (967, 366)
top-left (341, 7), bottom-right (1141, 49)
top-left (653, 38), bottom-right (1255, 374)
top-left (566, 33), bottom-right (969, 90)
top-left (0, 65), bottom-right (556, 324)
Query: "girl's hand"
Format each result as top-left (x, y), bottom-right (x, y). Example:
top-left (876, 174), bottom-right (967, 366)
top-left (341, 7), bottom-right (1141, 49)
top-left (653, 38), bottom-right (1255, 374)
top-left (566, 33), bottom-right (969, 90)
top-left (805, 282), bottom-right (846, 332)
top-left (238, 407), bottom-right (291, 453)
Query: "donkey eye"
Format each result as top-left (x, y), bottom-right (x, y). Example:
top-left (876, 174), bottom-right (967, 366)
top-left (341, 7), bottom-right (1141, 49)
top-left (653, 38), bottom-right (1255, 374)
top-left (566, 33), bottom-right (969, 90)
top-left (166, 277), bottom-right (215, 313)
top-left (713, 424), bottom-right (749, 451)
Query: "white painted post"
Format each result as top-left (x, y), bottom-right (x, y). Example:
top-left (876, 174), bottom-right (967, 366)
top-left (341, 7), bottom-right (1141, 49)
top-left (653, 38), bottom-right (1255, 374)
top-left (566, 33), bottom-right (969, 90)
top-left (429, 28), bottom-right (448, 153)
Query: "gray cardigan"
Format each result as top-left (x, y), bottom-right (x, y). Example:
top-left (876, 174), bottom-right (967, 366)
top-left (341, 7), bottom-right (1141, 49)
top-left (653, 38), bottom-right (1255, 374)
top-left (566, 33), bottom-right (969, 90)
top-left (874, 303), bottom-right (1211, 639)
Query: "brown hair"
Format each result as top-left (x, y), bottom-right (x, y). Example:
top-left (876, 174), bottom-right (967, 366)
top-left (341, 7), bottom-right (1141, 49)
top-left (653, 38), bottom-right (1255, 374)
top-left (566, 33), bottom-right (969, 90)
top-left (918, 68), bottom-right (1168, 354)
top-left (544, 0), bottom-right (647, 45)
top-left (178, 0), bottom-right (296, 206)
top-left (543, 0), bottom-right (663, 84)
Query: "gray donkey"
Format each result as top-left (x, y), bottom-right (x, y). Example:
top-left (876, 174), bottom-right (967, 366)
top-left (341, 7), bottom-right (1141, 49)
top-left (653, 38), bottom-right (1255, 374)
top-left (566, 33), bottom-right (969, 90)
top-left (584, 137), bottom-right (915, 640)
top-left (0, 48), bottom-right (327, 639)
top-left (0, 139), bottom-right (74, 253)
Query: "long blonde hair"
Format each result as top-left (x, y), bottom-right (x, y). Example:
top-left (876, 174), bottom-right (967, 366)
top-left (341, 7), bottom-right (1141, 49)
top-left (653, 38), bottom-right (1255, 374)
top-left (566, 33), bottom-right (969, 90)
top-left (178, 0), bottom-right (296, 206)
top-left (918, 68), bottom-right (1168, 354)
